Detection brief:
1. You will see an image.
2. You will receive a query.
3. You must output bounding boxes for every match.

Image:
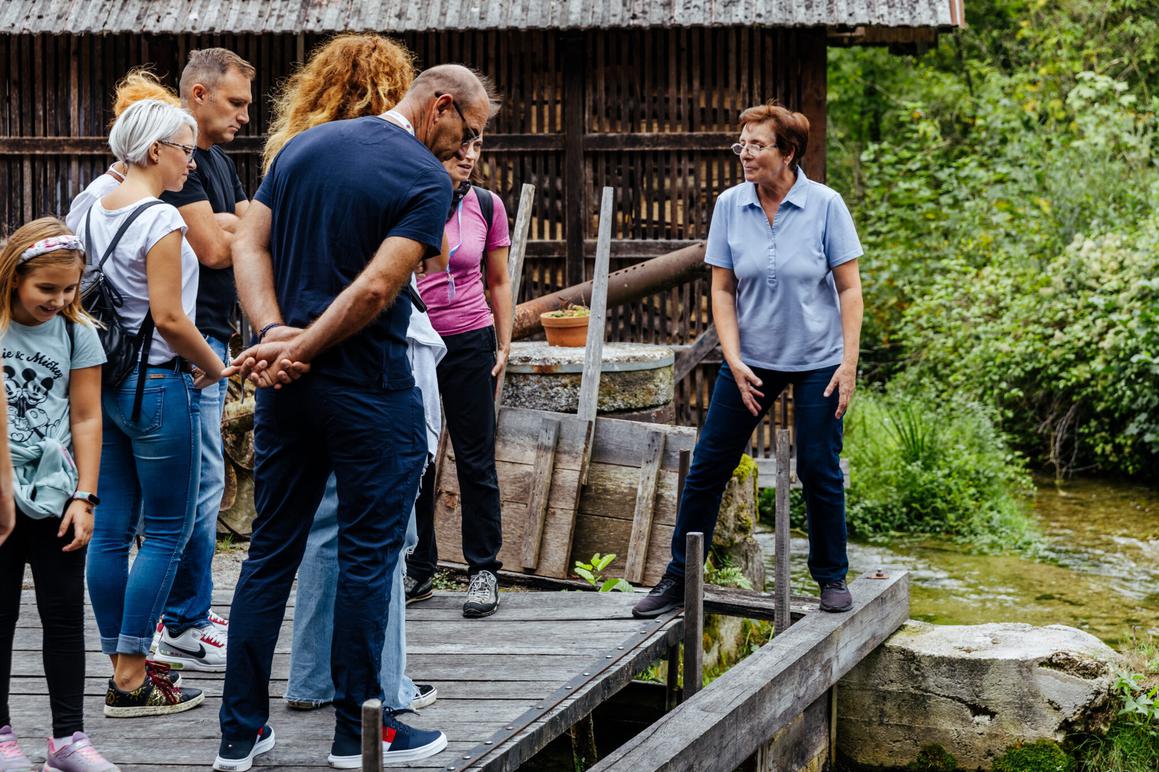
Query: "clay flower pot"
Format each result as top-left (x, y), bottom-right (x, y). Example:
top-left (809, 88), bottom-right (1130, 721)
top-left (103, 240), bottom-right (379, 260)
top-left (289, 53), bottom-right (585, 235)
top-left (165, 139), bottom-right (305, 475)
top-left (540, 312), bottom-right (590, 347)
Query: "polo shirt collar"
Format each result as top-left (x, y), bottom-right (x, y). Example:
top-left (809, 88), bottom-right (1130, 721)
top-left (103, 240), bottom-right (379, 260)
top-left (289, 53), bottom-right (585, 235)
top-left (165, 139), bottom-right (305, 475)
top-left (740, 167), bottom-right (810, 209)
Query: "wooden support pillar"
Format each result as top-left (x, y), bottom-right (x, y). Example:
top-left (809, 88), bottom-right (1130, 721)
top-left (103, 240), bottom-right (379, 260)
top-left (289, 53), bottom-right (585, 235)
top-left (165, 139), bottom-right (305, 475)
top-left (563, 31), bottom-right (587, 288)
top-left (773, 429), bottom-right (791, 635)
top-left (666, 644), bottom-right (681, 709)
top-left (797, 27), bottom-right (828, 182)
top-left (361, 699), bottom-right (382, 771)
top-left (682, 532), bottom-right (704, 699)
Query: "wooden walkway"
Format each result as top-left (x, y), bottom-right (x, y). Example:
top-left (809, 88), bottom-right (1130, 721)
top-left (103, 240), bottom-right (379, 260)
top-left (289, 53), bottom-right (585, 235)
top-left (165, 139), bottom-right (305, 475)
top-left (9, 591), bottom-right (682, 771)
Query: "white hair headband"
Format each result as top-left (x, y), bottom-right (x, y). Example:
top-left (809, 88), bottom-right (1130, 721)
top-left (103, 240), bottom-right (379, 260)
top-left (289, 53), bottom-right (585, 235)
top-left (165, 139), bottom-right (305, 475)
top-left (19, 236), bottom-right (84, 264)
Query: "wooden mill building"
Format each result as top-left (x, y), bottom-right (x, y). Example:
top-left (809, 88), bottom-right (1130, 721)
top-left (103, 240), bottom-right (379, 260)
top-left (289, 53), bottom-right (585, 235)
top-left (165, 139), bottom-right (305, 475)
top-left (1, 0), bottom-right (961, 438)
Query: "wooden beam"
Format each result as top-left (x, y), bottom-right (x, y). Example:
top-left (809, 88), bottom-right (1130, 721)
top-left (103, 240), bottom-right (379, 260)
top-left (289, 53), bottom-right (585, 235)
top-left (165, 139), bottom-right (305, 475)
top-left (576, 186), bottom-right (614, 427)
top-left (563, 31), bottom-right (587, 288)
top-left (523, 239), bottom-right (697, 258)
top-left (624, 430), bottom-right (666, 583)
top-left (682, 532), bottom-right (705, 701)
top-left (521, 417), bottom-right (561, 571)
top-left (673, 324), bottom-right (719, 382)
top-left (590, 571), bottom-right (910, 772)
top-left (702, 585), bottom-right (816, 622)
top-left (797, 27), bottom-right (828, 182)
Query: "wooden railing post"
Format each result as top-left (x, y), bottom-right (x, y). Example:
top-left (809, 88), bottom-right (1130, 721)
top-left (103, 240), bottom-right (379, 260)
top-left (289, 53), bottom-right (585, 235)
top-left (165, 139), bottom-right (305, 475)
top-left (682, 531), bottom-right (704, 699)
top-left (361, 698), bottom-right (382, 771)
top-left (774, 428), bottom-right (792, 635)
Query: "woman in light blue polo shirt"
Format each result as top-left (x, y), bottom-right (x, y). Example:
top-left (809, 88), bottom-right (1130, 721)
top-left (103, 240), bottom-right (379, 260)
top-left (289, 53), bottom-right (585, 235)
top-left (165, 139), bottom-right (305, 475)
top-left (633, 102), bottom-right (864, 618)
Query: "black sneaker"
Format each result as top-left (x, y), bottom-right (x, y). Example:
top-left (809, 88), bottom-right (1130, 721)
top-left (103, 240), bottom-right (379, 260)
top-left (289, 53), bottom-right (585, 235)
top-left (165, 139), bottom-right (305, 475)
top-left (103, 671), bottom-right (204, 718)
top-left (819, 580), bottom-right (853, 613)
top-left (409, 683), bottom-right (437, 710)
top-left (327, 710), bottom-right (448, 768)
top-left (462, 571), bottom-right (499, 618)
top-left (632, 573), bottom-right (684, 618)
top-left (213, 724), bottom-right (275, 771)
top-left (404, 574), bottom-right (433, 605)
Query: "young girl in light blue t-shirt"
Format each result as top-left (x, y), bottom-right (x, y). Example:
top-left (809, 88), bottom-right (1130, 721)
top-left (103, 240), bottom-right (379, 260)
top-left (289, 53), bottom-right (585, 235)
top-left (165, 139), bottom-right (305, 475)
top-left (0, 217), bottom-right (117, 770)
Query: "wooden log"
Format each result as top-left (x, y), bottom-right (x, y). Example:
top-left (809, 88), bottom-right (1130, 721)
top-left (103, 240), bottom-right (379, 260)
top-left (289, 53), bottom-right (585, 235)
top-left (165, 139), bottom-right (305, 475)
top-left (588, 571), bottom-right (910, 772)
top-left (624, 430), bottom-right (666, 583)
top-left (521, 417), bottom-right (561, 570)
top-left (774, 429), bottom-right (792, 635)
top-left (362, 699), bottom-right (382, 771)
top-left (682, 532), bottom-right (704, 700)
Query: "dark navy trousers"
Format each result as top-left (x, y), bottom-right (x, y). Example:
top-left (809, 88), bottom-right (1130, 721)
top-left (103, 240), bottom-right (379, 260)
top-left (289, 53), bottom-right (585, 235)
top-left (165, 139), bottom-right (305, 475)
top-left (219, 374), bottom-right (426, 742)
top-left (666, 362), bottom-right (849, 585)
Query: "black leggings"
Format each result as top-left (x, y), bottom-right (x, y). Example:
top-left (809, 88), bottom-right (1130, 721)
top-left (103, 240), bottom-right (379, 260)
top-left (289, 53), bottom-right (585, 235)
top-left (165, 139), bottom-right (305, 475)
top-left (0, 510), bottom-right (87, 737)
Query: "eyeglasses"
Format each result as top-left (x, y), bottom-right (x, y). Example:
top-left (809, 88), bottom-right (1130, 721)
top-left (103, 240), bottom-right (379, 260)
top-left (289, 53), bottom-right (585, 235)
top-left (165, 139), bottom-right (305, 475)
top-left (448, 97), bottom-right (483, 149)
top-left (730, 142), bottom-right (774, 157)
top-left (159, 140), bottom-right (196, 160)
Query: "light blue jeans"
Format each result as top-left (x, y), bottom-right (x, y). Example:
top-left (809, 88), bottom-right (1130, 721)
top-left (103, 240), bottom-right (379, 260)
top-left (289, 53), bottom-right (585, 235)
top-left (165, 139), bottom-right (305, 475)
top-left (163, 335), bottom-right (229, 634)
top-left (285, 473), bottom-right (418, 710)
top-left (88, 366), bottom-right (200, 655)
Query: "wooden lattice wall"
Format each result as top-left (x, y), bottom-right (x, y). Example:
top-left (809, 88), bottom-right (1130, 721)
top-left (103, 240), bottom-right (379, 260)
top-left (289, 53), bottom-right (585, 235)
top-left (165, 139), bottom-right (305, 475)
top-left (0, 27), bottom-right (827, 453)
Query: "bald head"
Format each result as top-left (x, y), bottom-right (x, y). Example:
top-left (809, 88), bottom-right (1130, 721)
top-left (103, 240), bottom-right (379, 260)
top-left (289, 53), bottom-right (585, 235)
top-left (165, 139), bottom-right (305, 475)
top-left (410, 64), bottom-right (497, 120)
top-left (396, 63), bottom-right (501, 161)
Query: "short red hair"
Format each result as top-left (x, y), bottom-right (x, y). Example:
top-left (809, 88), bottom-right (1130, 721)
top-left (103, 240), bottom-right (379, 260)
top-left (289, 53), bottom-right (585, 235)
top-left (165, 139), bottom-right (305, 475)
top-left (738, 101), bottom-right (810, 170)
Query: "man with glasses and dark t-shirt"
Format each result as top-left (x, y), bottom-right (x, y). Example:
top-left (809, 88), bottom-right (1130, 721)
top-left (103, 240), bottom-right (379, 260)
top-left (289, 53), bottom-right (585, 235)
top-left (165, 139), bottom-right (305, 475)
top-left (150, 48), bottom-right (254, 674)
top-left (213, 64), bottom-right (495, 770)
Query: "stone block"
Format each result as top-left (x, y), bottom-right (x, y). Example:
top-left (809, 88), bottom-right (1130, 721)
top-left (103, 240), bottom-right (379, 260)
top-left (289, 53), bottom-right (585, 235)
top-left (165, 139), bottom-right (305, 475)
top-left (837, 621), bottom-right (1121, 770)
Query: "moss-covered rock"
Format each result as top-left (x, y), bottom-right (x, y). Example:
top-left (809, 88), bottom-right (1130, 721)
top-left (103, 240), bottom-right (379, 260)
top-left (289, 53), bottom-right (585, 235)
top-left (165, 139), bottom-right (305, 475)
top-left (907, 744), bottom-right (959, 770)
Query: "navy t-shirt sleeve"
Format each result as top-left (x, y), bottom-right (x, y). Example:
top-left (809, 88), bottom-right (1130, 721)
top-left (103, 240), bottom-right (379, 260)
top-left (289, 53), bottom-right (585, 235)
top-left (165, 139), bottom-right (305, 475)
top-left (388, 173), bottom-right (452, 257)
top-left (160, 170), bottom-right (208, 209)
top-left (225, 153), bottom-right (247, 204)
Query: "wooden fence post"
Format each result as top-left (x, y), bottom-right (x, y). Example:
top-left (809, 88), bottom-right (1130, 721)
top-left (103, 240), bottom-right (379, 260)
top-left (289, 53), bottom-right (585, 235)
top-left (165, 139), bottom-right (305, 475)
top-left (774, 428), bottom-right (791, 635)
top-left (361, 698), bottom-right (382, 771)
top-left (682, 531), bottom-right (704, 699)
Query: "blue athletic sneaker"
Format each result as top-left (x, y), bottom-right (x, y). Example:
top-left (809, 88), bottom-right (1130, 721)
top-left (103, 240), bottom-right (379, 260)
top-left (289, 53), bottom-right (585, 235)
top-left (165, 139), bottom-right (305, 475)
top-left (327, 711), bottom-right (447, 768)
top-left (213, 725), bottom-right (275, 771)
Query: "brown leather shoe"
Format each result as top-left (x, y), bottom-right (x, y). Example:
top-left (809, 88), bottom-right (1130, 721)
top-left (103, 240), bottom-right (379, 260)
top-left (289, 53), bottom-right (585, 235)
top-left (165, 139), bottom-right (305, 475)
top-left (819, 580), bottom-right (853, 612)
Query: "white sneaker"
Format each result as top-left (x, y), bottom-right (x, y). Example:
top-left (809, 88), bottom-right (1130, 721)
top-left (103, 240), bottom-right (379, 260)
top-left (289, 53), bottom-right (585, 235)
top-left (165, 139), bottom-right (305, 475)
top-left (149, 618), bottom-right (164, 654)
top-left (152, 625), bottom-right (228, 672)
top-left (208, 609), bottom-right (229, 634)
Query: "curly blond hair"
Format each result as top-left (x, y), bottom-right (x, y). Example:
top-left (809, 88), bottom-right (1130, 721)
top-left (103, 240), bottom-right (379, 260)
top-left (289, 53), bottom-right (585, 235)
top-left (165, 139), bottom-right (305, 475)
top-left (263, 34), bottom-right (416, 172)
top-left (111, 67), bottom-right (180, 124)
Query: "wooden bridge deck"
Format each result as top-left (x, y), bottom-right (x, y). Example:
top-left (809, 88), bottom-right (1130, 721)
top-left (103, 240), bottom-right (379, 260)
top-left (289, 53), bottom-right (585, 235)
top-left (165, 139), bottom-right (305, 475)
top-left (9, 590), bottom-right (682, 771)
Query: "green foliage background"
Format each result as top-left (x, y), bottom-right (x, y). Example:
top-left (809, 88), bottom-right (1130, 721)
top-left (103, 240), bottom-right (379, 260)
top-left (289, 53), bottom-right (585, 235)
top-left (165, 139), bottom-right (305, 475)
top-left (830, 0), bottom-right (1159, 479)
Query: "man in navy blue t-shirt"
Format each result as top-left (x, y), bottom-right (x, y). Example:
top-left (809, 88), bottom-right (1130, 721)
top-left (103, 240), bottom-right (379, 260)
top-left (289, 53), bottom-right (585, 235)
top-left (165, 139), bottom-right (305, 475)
top-left (216, 65), bottom-right (492, 770)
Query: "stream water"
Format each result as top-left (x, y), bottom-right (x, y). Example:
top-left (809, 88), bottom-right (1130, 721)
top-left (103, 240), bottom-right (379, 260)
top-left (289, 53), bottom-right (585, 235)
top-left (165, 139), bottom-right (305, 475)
top-left (757, 477), bottom-right (1159, 648)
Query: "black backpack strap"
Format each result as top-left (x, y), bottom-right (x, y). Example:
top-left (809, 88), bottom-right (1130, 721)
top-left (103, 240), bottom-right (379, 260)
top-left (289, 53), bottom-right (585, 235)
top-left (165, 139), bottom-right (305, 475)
top-left (92, 199), bottom-right (165, 272)
top-left (472, 185), bottom-right (494, 234)
top-left (473, 186), bottom-right (495, 289)
top-left (130, 313), bottom-right (154, 422)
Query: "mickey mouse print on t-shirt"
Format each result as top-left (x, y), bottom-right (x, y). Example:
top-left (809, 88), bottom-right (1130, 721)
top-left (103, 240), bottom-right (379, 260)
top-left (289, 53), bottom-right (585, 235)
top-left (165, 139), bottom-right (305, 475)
top-left (4, 362), bottom-right (64, 444)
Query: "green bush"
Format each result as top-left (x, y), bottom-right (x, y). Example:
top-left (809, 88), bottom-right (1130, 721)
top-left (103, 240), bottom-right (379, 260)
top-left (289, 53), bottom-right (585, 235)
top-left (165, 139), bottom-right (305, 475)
top-left (827, 0), bottom-right (1159, 476)
top-left (842, 391), bottom-right (1039, 549)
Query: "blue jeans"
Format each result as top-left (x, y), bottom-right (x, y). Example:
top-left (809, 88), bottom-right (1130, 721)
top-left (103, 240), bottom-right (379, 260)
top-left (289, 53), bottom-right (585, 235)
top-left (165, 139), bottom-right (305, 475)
top-left (88, 366), bottom-right (201, 655)
top-left (219, 375), bottom-right (425, 742)
top-left (666, 363), bottom-right (848, 584)
top-left (164, 335), bottom-right (229, 634)
top-left (286, 474), bottom-right (419, 710)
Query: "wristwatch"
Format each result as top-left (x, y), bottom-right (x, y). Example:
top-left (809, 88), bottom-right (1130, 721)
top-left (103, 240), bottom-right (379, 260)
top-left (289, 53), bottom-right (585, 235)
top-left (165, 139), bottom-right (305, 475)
top-left (72, 490), bottom-right (100, 506)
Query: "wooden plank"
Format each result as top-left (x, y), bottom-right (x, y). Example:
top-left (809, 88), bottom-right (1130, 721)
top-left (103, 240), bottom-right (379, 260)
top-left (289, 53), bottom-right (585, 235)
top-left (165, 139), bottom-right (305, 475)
top-left (493, 182), bottom-right (535, 417)
top-left (522, 239), bottom-right (697, 258)
top-left (754, 457), bottom-right (850, 489)
top-left (575, 186), bottom-right (614, 427)
top-left (682, 532), bottom-right (705, 700)
top-left (562, 31), bottom-right (586, 288)
top-left (702, 585), bottom-right (817, 623)
top-left (624, 430), bottom-right (666, 583)
top-left (589, 571), bottom-right (910, 772)
top-left (520, 416), bottom-right (560, 570)
top-left (672, 324), bottom-right (719, 382)
top-left (748, 692), bottom-right (830, 771)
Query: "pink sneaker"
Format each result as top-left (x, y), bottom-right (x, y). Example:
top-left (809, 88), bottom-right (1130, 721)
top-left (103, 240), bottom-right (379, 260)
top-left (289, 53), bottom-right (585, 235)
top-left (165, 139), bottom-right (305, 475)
top-left (0, 725), bottom-right (31, 772)
top-left (43, 732), bottom-right (119, 771)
